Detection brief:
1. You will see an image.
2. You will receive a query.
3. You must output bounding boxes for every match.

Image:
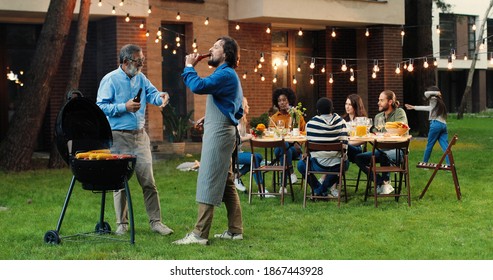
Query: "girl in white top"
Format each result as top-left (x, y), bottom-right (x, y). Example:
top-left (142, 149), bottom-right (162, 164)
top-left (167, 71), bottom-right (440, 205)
top-left (405, 86), bottom-right (450, 165)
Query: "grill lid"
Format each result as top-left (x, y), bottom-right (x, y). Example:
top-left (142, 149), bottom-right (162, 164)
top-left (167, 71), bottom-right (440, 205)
top-left (55, 92), bottom-right (112, 164)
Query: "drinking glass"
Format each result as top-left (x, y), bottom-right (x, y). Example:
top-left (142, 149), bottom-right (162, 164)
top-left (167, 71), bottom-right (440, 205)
top-left (374, 117), bottom-right (385, 135)
top-left (366, 118), bottom-right (373, 135)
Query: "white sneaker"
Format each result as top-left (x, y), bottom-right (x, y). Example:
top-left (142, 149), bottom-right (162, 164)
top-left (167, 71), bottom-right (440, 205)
top-left (279, 187), bottom-right (288, 194)
top-left (214, 230), bottom-right (243, 240)
top-left (258, 189), bottom-right (275, 198)
top-left (234, 178), bottom-right (246, 192)
top-left (172, 232), bottom-right (209, 245)
top-left (290, 173), bottom-right (298, 184)
top-left (329, 184), bottom-right (339, 198)
top-left (115, 224), bottom-right (128, 235)
top-left (381, 181), bottom-right (394, 195)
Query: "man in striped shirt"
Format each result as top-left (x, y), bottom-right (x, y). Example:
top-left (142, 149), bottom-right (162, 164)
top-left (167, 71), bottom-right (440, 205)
top-left (297, 98), bottom-right (349, 197)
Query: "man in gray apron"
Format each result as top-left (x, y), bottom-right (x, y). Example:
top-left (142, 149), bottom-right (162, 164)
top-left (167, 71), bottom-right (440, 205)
top-left (173, 36), bottom-right (244, 245)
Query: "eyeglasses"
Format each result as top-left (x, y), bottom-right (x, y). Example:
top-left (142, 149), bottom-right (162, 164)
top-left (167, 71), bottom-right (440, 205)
top-left (128, 57), bottom-right (145, 65)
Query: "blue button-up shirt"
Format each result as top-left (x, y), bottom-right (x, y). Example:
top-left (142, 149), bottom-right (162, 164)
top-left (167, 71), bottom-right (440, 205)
top-left (96, 66), bottom-right (163, 130)
top-left (182, 63), bottom-right (243, 125)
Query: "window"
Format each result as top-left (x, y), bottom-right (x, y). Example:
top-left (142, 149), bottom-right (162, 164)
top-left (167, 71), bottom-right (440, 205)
top-left (439, 13), bottom-right (476, 59)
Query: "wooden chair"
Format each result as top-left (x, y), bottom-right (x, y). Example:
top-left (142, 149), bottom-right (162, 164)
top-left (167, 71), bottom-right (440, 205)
top-left (248, 138), bottom-right (295, 205)
top-left (417, 134), bottom-right (461, 200)
top-left (302, 141), bottom-right (348, 208)
top-left (346, 142), bottom-right (367, 193)
top-left (364, 139), bottom-right (411, 207)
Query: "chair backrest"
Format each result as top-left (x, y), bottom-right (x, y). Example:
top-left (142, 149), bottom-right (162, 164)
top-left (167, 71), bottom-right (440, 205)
top-left (249, 138), bottom-right (287, 152)
top-left (305, 141), bottom-right (346, 155)
top-left (371, 139), bottom-right (410, 153)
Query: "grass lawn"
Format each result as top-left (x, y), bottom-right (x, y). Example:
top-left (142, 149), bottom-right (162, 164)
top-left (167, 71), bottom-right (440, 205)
top-left (1, 112), bottom-right (493, 261)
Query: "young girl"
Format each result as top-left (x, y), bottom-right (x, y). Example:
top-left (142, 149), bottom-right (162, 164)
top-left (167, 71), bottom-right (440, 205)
top-left (405, 86), bottom-right (450, 165)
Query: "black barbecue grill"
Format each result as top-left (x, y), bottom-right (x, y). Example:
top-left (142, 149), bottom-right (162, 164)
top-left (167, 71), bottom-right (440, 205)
top-left (44, 92), bottom-right (136, 244)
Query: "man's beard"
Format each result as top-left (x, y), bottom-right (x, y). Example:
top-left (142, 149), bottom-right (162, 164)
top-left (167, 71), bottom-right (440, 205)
top-left (127, 64), bottom-right (141, 77)
top-left (208, 57), bottom-right (220, 67)
top-left (379, 104), bottom-right (389, 112)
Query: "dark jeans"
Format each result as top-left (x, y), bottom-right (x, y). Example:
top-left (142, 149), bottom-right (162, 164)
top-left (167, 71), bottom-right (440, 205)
top-left (355, 149), bottom-right (399, 185)
top-left (297, 157), bottom-right (349, 195)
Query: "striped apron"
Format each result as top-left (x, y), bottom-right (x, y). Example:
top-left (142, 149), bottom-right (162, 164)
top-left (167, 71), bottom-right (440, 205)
top-left (196, 95), bottom-right (236, 206)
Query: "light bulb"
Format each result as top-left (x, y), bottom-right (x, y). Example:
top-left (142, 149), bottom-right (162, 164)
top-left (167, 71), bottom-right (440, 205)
top-left (292, 75), bottom-right (297, 84)
top-left (112, 6), bottom-right (116, 14)
top-left (260, 74), bottom-right (265, 81)
top-left (175, 36), bottom-right (180, 42)
top-left (341, 59), bottom-right (347, 72)
top-left (321, 66), bottom-right (325, 73)
top-left (125, 13), bottom-right (130, 22)
top-left (395, 64), bottom-right (401, 74)
top-left (139, 21), bottom-right (144, 29)
top-left (350, 73), bottom-right (355, 82)
top-left (423, 59), bottom-right (429, 68)
top-left (98, 0), bottom-right (102, 7)
top-left (172, 49), bottom-right (177, 55)
top-left (236, 24), bottom-right (240, 30)
top-left (472, 24), bottom-right (476, 31)
top-left (146, 30), bottom-right (150, 37)
top-left (331, 28), bottom-right (336, 38)
top-left (176, 12), bottom-right (181, 20)
top-left (310, 75), bottom-right (314, 85)
top-left (447, 56), bottom-right (453, 69)
top-left (433, 58), bottom-right (438, 66)
top-left (148, 5), bottom-right (152, 14)
top-left (120, 0), bottom-right (124, 7)
top-left (273, 63), bottom-right (277, 71)
top-left (436, 25), bottom-right (441, 34)
top-left (260, 52), bottom-right (265, 63)
top-left (266, 25), bottom-right (271, 34)
top-left (309, 58), bottom-right (315, 69)
top-left (372, 72), bottom-right (377, 79)
top-left (298, 27), bottom-right (303, 36)
top-left (365, 28), bottom-right (369, 37)
top-left (243, 72), bottom-right (247, 79)
top-left (204, 17), bottom-right (209, 25)
top-left (297, 65), bottom-right (301, 72)
top-left (192, 39), bottom-right (197, 48)
top-left (329, 73), bottom-right (334, 84)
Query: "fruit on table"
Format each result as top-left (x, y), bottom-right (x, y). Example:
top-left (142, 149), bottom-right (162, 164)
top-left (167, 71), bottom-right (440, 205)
top-left (385, 122), bottom-right (409, 129)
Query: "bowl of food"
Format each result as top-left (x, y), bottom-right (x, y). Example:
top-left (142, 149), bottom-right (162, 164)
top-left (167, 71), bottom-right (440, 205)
top-left (385, 122), bottom-right (409, 136)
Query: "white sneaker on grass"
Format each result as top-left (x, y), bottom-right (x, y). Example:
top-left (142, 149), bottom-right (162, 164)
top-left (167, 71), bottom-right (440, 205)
top-left (381, 181), bottom-right (394, 194)
top-left (290, 173), bottom-right (298, 184)
top-left (234, 178), bottom-right (246, 192)
top-left (214, 230), bottom-right (243, 240)
top-left (172, 232), bottom-right (209, 245)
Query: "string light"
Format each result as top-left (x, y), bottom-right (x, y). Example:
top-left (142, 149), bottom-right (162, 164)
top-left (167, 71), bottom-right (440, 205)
top-left (292, 75), bottom-right (297, 84)
top-left (321, 66), bottom-right (325, 73)
top-left (272, 74), bottom-right (278, 83)
top-left (175, 36), bottom-right (180, 42)
top-left (479, 38), bottom-right (485, 50)
top-left (395, 63), bottom-right (401, 74)
top-left (204, 17), bottom-right (209, 25)
top-left (164, 44), bottom-right (168, 49)
top-left (463, 53), bottom-right (468, 61)
top-left (350, 71), bottom-right (355, 82)
top-left (243, 72), bottom-right (247, 79)
top-left (310, 75), bottom-right (315, 85)
top-left (433, 58), bottom-right (438, 66)
top-left (192, 38), bottom-right (197, 48)
top-left (266, 24), bottom-right (271, 34)
top-left (331, 28), bottom-right (336, 38)
top-left (157, 28), bottom-right (162, 37)
top-left (472, 24), bottom-right (476, 31)
top-left (125, 13), bottom-right (130, 22)
top-left (400, 25), bottom-right (405, 37)
top-left (365, 28), bottom-right (370, 37)
top-left (119, 0), bottom-right (124, 7)
top-left (309, 58), bottom-right (315, 69)
top-left (283, 54), bottom-right (289, 66)
top-left (436, 25), bottom-right (441, 34)
top-left (329, 73), bottom-right (334, 84)
top-left (273, 63), bottom-right (278, 71)
top-left (451, 49), bottom-right (456, 60)
top-left (423, 58), bottom-right (429, 68)
top-left (490, 53), bottom-right (493, 64)
top-left (298, 27), bottom-right (303, 36)
top-left (145, 30), bottom-right (149, 37)
top-left (257, 60), bottom-right (262, 69)
top-left (373, 59), bottom-right (379, 72)
top-left (447, 56), bottom-right (453, 69)
top-left (260, 74), bottom-right (265, 81)
top-left (176, 12), bottom-right (181, 20)
top-left (341, 59), bottom-right (347, 72)
top-left (98, 0), bottom-right (102, 7)
top-left (371, 71), bottom-right (377, 79)
top-left (139, 21), bottom-right (144, 29)
top-left (112, 6), bottom-right (116, 14)
top-left (148, 5), bottom-right (152, 14)
top-left (259, 52), bottom-right (265, 63)
top-left (254, 65), bottom-right (258, 72)
top-left (172, 49), bottom-right (177, 55)
top-left (297, 65), bottom-right (301, 72)
top-left (407, 59), bottom-right (414, 72)
top-left (236, 23), bottom-right (240, 30)
top-left (155, 36), bottom-right (159, 43)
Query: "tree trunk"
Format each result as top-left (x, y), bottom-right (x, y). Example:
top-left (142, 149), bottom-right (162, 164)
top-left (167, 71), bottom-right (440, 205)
top-left (0, 0), bottom-right (77, 171)
top-left (48, 0), bottom-right (91, 169)
top-left (404, 0), bottom-right (436, 136)
top-left (457, 0), bottom-right (493, 119)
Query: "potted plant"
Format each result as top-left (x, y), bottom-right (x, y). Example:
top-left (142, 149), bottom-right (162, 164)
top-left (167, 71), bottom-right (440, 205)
top-left (162, 105), bottom-right (193, 154)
